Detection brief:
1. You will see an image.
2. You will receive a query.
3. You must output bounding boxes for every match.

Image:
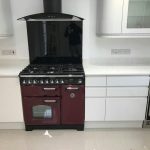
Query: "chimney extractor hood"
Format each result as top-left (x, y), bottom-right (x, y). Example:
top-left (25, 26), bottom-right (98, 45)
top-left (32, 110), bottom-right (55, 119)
top-left (43, 0), bottom-right (62, 13)
top-left (18, 0), bottom-right (83, 21)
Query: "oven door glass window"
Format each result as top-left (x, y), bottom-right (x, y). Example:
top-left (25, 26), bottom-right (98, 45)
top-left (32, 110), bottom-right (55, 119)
top-left (32, 105), bottom-right (52, 119)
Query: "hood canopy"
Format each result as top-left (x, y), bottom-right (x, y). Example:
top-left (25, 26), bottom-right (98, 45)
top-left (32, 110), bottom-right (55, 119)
top-left (18, 13), bottom-right (84, 22)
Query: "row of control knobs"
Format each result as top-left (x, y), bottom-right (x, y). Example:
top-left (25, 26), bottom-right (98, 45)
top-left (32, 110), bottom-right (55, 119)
top-left (22, 78), bottom-right (83, 85)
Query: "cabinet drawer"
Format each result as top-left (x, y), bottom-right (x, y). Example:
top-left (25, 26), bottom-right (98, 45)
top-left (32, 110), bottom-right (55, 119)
top-left (86, 76), bottom-right (106, 86)
top-left (85, 87), bottom-right (106, 97)
top-left (85, 98), bottom-right (105, 121)
top-left (21, 85), bottom-right (60, 97)
top-left (107, 76), bottom-right (149, 86)
top-left (105, 98), bottom-right (147, 121)
top-left (107, 87), bottom-right (148, 97)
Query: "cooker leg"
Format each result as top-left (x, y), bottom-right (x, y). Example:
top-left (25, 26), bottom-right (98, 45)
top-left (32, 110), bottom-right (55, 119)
top-left (77, 125), bottom-right (84, 131)
top-left (25, 125), bottom-right (33, 131)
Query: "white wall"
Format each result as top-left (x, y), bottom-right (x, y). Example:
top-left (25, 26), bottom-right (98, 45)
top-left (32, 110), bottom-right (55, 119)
top-left (0, 0), bottom-right (150, 60)
top-left (0, 0), bottom-right (43, 59)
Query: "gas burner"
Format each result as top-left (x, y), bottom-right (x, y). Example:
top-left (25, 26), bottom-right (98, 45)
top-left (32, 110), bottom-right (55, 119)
top-left (61, 64), bottom-right (83, 73)
top-left (49, 67), bottom-right (55, 70)
top-left (29, 70), bottom-right (34, 74)
top-left (47, 71), bottom-right (55, 74)
top-left (63, 68), bottom-right (78, 72)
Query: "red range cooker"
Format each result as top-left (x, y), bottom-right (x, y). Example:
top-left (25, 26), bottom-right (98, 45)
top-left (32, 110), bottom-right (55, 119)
top-left (19, 64), bottom-right (85, 131)
top-left (18, 12), bottom-right (85, 131)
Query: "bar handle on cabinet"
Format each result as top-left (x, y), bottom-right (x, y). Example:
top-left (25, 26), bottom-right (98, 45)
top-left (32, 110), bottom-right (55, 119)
top-left (66, 87), bottom-right (79, 90)
top-left (44, 100), bottom-right (57, 103)
top-left (43, 88), bottom-right (56, 91)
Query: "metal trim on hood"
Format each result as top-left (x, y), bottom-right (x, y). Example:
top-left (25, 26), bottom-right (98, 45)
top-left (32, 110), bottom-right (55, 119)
top-left (18, 13), bottom-right (84, 22)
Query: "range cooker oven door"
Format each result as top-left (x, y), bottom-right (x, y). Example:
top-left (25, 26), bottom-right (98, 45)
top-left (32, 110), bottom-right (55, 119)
top-left (23, 97), bottom-right (60, 125)
top-left (61, 85), bottom-right (85, 124)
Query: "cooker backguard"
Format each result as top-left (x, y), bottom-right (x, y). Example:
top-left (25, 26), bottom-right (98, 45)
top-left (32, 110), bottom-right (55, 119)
top-left (18, 13), bottom-right (83, 64)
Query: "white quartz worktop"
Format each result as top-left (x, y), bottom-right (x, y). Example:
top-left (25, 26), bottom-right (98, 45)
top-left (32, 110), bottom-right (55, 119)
top-left (1, 58), bottom-right (150, 76)
top-left (83, 58), bottom-right (150, 75)
top-left (0, 59), bottom-right (29, 77)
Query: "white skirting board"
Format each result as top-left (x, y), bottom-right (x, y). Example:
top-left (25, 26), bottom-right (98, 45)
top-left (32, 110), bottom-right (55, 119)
top-left (0, 122), bottom-right (25, 129)
top-left (0, 121), bottom-right (143, 129)
top-left (85, 121), bottom-right (143, 128)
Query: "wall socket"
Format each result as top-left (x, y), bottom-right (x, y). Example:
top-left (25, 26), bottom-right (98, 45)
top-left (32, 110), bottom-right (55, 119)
top-left (1, 49), bottom-right (16, 56)
top-left (111, 49), bottom-right (131, 55)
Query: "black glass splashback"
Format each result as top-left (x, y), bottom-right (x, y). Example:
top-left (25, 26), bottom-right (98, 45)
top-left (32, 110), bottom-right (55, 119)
top-left (26, 20), bottom-right (83, 64)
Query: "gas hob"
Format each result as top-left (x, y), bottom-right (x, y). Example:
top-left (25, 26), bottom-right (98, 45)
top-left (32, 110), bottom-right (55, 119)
top-left (19, 64), bottom-right (85, 85)
top-left (20, 64), bottom-right (84, 76)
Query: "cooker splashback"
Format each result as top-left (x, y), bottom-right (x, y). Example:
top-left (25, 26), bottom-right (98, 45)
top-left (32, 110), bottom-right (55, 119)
top-left (18, 13), bottom-right (83, 64)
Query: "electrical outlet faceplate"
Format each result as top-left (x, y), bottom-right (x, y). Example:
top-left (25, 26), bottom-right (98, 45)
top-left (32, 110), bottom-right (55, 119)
top-left (1, 49), bottom-right (16, 55)
top-left (111, 49), bottom-right (131, 55)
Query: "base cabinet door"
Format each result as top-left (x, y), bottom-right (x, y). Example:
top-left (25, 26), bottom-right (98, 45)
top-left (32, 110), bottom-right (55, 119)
top-left (105, 98), bottom-right (147, 121)
top-left (61, 85), bottom-right (85, 124)
top-left (85, 98), bottom-right (105, 121)
top-left (0, 78), bottom-right (23, 122)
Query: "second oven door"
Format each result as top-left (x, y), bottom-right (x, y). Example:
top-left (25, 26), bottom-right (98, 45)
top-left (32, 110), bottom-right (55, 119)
top-left (61, 85), bottom-right (85, 124)
top-left (23, 97), bottom-right (60, 125)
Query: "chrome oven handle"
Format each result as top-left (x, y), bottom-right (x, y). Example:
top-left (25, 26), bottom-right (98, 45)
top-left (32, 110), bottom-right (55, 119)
top-left (66, 87), bottom-right (79, 90)
top-left (44, 100), bottom-right (57, 103)
top-left (43, 88), bottom-right (56, 91)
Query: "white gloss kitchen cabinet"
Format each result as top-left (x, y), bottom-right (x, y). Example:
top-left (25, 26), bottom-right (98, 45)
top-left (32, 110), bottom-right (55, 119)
top-left (85, 76), bottom-right (106, 121)
top-left (96, 0), bottom-right (123, 35)
top-left (106, 76), bottom-right (149, 121)
top-left (97, 0), bottom-right (150, 36)
top-left (85, 75), bottom-right (149, 122)
top-left (0, 77), bottom-right (23, 122)
top-left (0, 0), bottom-right (13, 37)
top-left (122, 0), bottom-right (150, 34)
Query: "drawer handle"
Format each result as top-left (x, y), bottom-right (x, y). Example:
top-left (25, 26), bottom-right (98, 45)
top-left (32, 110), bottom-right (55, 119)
top-left (66, 87), bottom-right (79, 90)
top-left (43, 88), bottom-right (56, 91)
top-left (44, 100), bottom-right (57, 103)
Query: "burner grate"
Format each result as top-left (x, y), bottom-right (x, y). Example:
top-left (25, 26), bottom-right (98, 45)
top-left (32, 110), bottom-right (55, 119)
top-left (21, 64), bottom-right (84, 75)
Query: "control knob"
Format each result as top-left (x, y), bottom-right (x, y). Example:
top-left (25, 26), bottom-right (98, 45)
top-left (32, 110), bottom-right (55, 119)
top-left (33, 79), bottom-right (37, 84)
top-left (60, 79), bottom-right (64, 84)
top-left (40, 79), bottom-right (44, 84)
top-left (78, 79), bottom-right (82, 84)
top-left (50, 80), bottom-right (54, 84)
top-left (28, 80), bottom-right (32, 84)
top-left (55, 79), bottom-right (59, 84)
top-left (22, 80), bottom-right (26, 84)
top-left (45, 79), bottom-right (49, 84)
